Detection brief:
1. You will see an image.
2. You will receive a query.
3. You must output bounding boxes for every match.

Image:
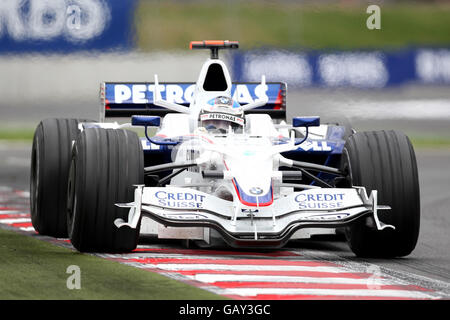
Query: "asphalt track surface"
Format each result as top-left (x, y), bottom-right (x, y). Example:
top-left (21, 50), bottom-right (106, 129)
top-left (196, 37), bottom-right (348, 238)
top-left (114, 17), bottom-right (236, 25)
top-left (0, 87), bottom-right (449, 299)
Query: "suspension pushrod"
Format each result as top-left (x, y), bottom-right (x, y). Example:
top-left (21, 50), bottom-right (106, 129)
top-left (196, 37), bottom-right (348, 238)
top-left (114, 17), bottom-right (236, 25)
top-left (144, 161), bottom-right (197, 174)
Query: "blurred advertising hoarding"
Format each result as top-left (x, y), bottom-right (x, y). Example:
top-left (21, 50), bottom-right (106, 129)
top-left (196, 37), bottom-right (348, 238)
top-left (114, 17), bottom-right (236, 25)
top-left (233, 48), bottom-right (450, 88)
top-left (0, 0), bottom-right (137, 53)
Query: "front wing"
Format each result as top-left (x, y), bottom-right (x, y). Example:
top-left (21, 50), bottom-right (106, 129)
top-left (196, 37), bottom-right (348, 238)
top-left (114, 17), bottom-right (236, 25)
top-left (115, 186), bottom-right (393, 248)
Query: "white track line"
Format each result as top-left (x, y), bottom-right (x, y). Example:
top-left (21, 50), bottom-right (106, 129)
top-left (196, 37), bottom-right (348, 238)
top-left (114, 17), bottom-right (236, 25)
top-left (0, 218), bottom-right (31, 224)
top-left (185, 274), bottom-right (390, 285)
top-left (0, 211), bottom-right (22, 215)
top-left (134, 263), bottom-right (347, 273)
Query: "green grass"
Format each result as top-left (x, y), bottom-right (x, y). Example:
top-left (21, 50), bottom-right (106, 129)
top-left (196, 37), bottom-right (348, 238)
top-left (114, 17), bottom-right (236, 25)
top-left (135, 1), bottom-right (450, 51)
top-left (0, 129), bottom-right (34, 142)
top-left (0, 227), bottom-right (225, 300)
top-left (409, 136), bottom-right (450, 149)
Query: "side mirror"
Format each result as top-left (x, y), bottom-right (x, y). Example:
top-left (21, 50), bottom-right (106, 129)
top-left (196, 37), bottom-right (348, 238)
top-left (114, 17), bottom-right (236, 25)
top-left (292, 116), bottom-right (320, 128)
top-left (131, 115), bottom-right (161, 127)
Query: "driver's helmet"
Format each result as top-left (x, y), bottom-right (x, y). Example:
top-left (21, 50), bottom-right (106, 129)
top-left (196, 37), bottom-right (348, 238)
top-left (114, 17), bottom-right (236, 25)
top-left (199, 96), bottom-right (244, 133)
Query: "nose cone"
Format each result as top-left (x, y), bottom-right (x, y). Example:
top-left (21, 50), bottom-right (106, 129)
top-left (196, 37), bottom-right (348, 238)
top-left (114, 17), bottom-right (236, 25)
top-left (224, 143), bottom-right (274, 207)
top-left (232, 178), bottom-right (274, 207)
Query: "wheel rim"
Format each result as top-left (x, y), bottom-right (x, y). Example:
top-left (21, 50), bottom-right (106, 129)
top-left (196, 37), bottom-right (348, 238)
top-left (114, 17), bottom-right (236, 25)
top-left (67, 158), bottom-right (77, 238)
top-left (30, 137), bottom-right (40, 217)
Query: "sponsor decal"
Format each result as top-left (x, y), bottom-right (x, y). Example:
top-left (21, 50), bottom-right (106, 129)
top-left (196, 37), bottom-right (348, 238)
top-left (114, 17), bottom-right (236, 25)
top-left (295, 193), bottom-right (345, 210)
top-left (298, 140), bottom-right (332, 152)
top-left (108, 83), bottom-right (272, 105)
top-left (154, 190), bottom-right (206, 209)
top-left (241, 208), bottom-right (259, 213)
top-left (215, 96), bottom-right (233, 106)
top-left (249, 187), bottom-right (263, 195)
top-left (161, 213), bottom-right (208, 220)
top-left (200, 113), bottom-right (244, 126)
top-left (302, 212), bottom-right (351, 220)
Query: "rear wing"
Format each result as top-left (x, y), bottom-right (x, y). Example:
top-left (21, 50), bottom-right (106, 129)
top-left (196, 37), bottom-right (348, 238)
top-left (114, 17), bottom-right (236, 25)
top-left (99, 82), bottom-right (286, 121)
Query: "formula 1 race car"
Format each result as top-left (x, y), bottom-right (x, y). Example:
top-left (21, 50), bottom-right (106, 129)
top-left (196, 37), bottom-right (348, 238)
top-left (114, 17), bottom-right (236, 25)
top-left (30, 41), bottom-right (420, 257)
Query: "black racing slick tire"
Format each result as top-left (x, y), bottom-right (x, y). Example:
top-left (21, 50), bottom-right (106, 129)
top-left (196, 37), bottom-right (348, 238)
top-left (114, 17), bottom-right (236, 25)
top-left (67, 128), bottom-right (144, 253)
top-left (30, 118), bottom-right (91, 238)
top-left (343, 130), bottom-right (420, 258)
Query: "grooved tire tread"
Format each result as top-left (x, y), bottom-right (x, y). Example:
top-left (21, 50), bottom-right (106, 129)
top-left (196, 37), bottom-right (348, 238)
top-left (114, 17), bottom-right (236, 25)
top-left (68, 128), bottom-right (143, 253)
top-left (344, 130), bottom-right (420, 258)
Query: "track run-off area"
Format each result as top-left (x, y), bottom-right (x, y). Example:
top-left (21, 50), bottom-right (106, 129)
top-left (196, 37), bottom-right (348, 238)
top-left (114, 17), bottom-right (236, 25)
top-left (1, 186), bottom-right (449, 300)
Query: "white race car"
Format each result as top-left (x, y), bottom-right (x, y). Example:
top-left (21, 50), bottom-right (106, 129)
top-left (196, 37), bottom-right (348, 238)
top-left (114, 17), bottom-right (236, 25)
top-left (30, 41), bottom-right (420, 257)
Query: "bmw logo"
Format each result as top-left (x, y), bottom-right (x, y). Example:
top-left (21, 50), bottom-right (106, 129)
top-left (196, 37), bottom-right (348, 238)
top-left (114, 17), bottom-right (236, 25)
top-left (249, 187), bottom-right (263, 195)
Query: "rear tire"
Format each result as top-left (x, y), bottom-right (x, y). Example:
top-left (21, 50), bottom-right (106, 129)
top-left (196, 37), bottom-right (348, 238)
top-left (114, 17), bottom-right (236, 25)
top-left (343, 130), bottom-right (420, 257)
top-left (67, 128), bottom-right (143, 252)
top-left (30, 118), bottom-right (91, 237)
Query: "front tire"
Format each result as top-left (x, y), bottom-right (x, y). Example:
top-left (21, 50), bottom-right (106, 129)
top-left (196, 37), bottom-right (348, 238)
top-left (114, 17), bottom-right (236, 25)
top-left (67, 128), bottom-right (144, 252)
top-left (343, 130), bottom-right (420, 258)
